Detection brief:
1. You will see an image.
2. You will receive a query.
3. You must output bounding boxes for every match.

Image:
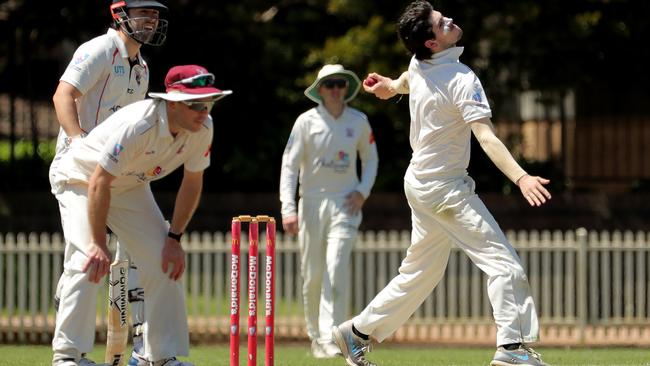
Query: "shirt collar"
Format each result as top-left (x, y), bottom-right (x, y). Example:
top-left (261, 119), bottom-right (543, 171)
top-left (428, 46), bottom-right (464, 65)
top-left (316, 103), bottom-right (347, 120)
top-left (107, 28), bottom-right (141, 64)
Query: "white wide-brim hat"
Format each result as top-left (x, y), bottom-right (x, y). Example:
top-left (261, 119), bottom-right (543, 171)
top-left (304, 64), bottom-right (361, 104)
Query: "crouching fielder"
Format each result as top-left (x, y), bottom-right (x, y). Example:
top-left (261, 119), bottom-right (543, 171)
top-left (332, 2), bottom-right (552, 366)
top-left (49, 64), bottom-right (231, 366)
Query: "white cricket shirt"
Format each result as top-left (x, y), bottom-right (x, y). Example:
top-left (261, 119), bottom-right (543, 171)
top-left (51, 100), bottom-right (212, 193)
top-left (405, 47), bottom-right (492, 184)
top-left (56, 28), bottom-right (149, 153)
top-left (279, 104), bottom-right (379, 218)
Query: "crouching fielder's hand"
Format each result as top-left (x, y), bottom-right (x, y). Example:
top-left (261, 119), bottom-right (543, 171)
top-left (162, 237), bottom-right (186, 281)
top-left (83, 242), bottom-right (111, 283)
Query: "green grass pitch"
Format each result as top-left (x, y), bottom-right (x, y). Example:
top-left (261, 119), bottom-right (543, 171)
top-left (0, 344), bottom-right (647, 365)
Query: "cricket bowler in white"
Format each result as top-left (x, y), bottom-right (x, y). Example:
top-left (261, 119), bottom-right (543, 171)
top-left (49, 64), bottom-right (231, 366)
top-left (280, 64), bottom-right (379, 358)
top-left (50, 1), bottom-right (168, 364)
top-left (332, 2), bottom-right (552, 366)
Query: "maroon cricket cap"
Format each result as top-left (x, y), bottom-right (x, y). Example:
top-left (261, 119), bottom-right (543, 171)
top-left (149, 64), bottom-right (233, 101)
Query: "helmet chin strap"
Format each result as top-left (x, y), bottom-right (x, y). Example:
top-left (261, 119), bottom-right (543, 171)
top-left (126, 29), bottom-right (146, 46)
top-left (118, 17), bottom-right (168, 46)
top-left (119, 23), bottom-right (144, 45)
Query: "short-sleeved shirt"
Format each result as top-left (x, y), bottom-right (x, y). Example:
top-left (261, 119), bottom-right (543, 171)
top-left (56, 28), bottom-right (149, 153)
top-left (279, 104), bottom-right (379, 218)
top-left (51, 99), bottom-right (213, 194)
top-left (406, 46), bottom-right (491, 184)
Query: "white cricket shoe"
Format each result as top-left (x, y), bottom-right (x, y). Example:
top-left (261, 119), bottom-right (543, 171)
top-left (53, 356), bottom-right (109, 366)
top-left (311, 339), bottom-right (342, 358)
top-left (78, 358), bottom-right (110, 366)
top-left (332, 319), bottom-right (376, 366)
top-left (311, 339), bottom-right (329, 358)
top-left (153, 357), bottom-right (194, 366)
top-left (127, 350), bottom-right (148, 366)
top-left (52, 360), bottom-right (77, 366)
top-left (322, 341), bottom-right (343, 357)
top-left (491, 344), bottom-right (547, 366)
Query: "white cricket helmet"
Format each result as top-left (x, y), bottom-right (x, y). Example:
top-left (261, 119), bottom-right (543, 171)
top-left (110, 0), bottom-right (169, 46)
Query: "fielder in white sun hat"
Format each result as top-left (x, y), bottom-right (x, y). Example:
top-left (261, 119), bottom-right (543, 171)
top-left (148, 64), bottom-right (232, 102)
top-left (304, 64), bottom-right (361, 104)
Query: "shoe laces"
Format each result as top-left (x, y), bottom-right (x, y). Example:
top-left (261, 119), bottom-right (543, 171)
top-left (358, 351), bottom-right (377, 366)
top-left (361, 341), bottom-right (373, 354)
top-left (352, 339), bottom-right (374, 364)
top-left (521, 344), bottom-right (542, 361)
top-left (157, 358), bottom-right (177, 366)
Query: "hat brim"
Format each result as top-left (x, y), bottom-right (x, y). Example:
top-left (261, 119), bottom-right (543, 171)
top-left (304, 70), bottom-right (361, 104)
top-left (148, 90), bottom-right (232, 102)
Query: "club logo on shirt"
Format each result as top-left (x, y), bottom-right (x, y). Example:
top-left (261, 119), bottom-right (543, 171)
top-left (146, 166), bottom-right (162, 177)
top-left (472, 85), bottom-right (483, 102)
top-left (317, 150), bottom-right (350, 173)
top-left (113, 143), bottom-right (124, 156)
top-left (107, 143), bottom-right (124, 163)
top-left (346, 128), bottom-right (354, 138)
top-left (73, 53), bottom-right (90, 65)
top-left (134, 68), bottom-right (142, 86)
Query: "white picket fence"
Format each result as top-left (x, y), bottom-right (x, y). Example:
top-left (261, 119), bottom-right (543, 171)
top-left (1, 228), bottom-right (650, 345)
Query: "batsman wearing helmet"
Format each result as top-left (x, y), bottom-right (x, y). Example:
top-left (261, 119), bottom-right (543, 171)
top-left (50, 1), bottom-right (168, 365)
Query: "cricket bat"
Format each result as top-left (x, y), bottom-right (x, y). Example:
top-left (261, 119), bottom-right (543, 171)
top-left (105, 244), bottom-right (129, 366)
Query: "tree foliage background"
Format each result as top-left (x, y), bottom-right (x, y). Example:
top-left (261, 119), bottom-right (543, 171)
top-left (1, 0), bottom-right (648, 194)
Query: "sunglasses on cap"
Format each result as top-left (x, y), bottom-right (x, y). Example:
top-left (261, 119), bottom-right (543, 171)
top-left (170, 73), bottom-right (215, 87)
top-left (321, 78), bottom-right (348, 89)
top-left (181, 100), bottom-right (215, 112)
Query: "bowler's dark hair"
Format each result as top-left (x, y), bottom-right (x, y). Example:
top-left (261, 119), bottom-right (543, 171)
top-left (397, 1), bottom-right (435, 60)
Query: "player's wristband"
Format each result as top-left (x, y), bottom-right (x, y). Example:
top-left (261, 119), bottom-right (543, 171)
top-left (167, 231), bottom-right (183, 242)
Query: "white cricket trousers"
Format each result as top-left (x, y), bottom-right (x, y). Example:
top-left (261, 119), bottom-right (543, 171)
top-left (299, 196), bottom-right (361, 343)
top-left (52, 183), bottom-right (189, 362)
top-left (353, 176), bottom-right (539, 346)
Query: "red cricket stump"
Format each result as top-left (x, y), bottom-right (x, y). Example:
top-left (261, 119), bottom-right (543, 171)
top-left (230, 215), bottom-right (275, 366)
top-left (247, 219), bottom-right (259, 366)
top-left (265, 219), bottom-right (276, 366)
top-left (230, 219), bottom-right (241, 366)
